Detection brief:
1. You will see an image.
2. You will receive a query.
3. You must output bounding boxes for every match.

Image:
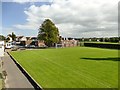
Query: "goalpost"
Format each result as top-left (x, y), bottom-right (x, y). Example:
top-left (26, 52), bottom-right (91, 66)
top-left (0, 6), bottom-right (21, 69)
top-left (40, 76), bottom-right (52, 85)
top-left (55, 43), bottom-right (64, 48)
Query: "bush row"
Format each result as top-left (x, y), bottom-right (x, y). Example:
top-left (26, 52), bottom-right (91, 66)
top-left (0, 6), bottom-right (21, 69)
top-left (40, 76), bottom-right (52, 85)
top-left (84, 43), bottom-right (120, 50)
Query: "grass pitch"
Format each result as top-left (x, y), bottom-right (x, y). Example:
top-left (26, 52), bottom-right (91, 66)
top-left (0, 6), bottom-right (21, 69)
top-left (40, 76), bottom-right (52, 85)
top-left (10, 47), bottom-right (118, 88)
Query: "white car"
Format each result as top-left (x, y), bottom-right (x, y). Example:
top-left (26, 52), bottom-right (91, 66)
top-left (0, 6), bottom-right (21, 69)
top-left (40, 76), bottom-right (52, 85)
top-left (6, 42), bottom-right (16, 49)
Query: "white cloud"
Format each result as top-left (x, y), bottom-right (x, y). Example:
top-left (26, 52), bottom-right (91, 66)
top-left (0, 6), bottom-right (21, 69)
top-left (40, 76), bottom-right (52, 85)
top-left (14, 0), bottom-right (119, 37)
top-left (2, 0), bottom-right (53, 3)
top-left (2, 27), bottom-right (16, 36)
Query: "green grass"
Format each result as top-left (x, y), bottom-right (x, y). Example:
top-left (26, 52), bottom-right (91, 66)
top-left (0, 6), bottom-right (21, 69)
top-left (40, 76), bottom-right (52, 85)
top-left (0, 79), bottom-right (3, 90)
top-left (0, 80), bottom-right (2, 89)
top-left (0, 69), bottom-right (3, 89)
top-left (10, 47), bottom-right (118, 88)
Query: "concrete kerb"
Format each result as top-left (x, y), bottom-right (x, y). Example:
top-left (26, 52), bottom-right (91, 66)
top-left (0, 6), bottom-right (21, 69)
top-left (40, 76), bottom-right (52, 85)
top-left (7, 52), bottom-right (43, 90)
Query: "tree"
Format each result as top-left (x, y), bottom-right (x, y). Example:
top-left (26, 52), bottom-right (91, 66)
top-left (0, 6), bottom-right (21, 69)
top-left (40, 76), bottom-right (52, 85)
top-left (8, 32), bottom-right (16, 41)
top-left (38, 19), bottom-right (59, 47)
top-left (0, 35), bottom-right (5, 40)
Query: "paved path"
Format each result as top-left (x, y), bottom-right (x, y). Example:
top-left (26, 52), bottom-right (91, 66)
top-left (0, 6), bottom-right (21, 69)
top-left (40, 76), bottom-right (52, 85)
top-left (3, 52), bottom-right (34, 89)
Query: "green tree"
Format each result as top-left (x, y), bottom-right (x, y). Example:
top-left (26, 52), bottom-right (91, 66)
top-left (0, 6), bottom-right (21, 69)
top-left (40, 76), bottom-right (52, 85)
top-left (38, 19), bottom-right (59, 47)
top-left (8, 32), bottom-right (16, 41)
top-left (0, 35), bottom-right (5, 40)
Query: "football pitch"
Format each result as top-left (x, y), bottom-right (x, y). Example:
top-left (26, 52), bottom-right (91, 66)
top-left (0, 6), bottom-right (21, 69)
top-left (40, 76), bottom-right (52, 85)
top-left (10, 47), bottom-right (118, 88)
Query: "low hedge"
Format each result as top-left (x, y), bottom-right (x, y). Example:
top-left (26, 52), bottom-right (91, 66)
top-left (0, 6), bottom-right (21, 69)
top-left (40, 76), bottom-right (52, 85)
top-left (84, 42), bottom-right (120, 50)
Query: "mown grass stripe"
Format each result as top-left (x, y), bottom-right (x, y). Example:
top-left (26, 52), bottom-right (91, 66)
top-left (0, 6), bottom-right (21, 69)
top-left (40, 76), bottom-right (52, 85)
top-left (10, 47), bottom-right (118, 88)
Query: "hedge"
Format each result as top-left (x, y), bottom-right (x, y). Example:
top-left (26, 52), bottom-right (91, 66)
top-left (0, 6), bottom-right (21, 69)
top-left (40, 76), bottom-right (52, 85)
top-left (84, 42), bottom-right (120, 50)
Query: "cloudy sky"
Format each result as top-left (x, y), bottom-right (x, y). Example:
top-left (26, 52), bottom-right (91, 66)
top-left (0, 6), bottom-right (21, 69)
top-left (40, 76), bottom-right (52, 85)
top-left (1, 0), bottom-right (119, 38)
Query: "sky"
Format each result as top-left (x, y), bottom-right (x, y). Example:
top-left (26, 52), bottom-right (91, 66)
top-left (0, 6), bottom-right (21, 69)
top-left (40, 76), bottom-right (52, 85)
top-left (1, 0), bottom-right (119, 38)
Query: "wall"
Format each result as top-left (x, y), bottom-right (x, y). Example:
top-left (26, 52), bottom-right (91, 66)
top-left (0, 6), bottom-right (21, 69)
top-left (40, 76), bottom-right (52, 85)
top-left (0, 41), bottom-right (4, 57)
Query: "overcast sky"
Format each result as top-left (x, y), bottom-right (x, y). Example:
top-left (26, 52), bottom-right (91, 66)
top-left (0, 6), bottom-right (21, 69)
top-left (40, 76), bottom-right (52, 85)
top-left (1, 0), bottom-right (119, 38)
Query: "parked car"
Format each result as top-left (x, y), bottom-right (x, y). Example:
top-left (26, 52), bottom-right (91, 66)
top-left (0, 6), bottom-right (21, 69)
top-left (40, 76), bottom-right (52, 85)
top-left (25, 45), bottom-right (36, 48)
top-left (6, 42), bottom-right (16, 49)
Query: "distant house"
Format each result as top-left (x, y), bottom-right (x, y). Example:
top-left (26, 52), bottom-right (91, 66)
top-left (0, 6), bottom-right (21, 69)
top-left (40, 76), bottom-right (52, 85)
top-left (61, 38), bottom-right (78, 47)
top-left (26, 37), bottom-right (38, 47)
top-left (38, 40), bottom-right (46, 47)
top-left (16, 36), bottom-right (27, 46)
top-left (7, 36), bottom-right (12, 42)
top-left (28, 37), bottom-right (46, 47)
top-left (16, 36), bottom-right (23, 41)
top-left (15, 36), bottom-right (78, 48)
top-left (20, 36), bottom-right (28, 46)
top-left (16, 36), bottom-right (45, 47)
top-left (20, 36), bottom-right (27, 41)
